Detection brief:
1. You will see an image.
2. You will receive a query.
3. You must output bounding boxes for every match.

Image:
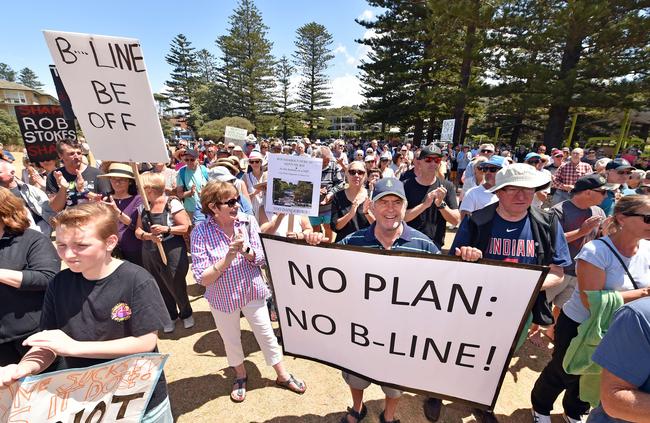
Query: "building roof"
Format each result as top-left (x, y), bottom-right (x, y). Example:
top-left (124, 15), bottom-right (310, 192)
top-left (0, 79), bottom-right (45, 94)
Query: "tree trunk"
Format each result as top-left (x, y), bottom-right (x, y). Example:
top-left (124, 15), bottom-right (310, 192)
top-left (509, 115), bottom-right (523, 147)
top-left (413, 118), bottom-right (425, 147)
top-left (639, 123), bottom-right (649, 142)
top-left (452, 0), bottom-right (478, 146)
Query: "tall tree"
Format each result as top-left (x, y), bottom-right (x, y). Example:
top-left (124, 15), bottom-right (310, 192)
top-left (165, 34), bottom-right (199, 118)
top-left (0, 63), bottom-right (16, 82)
top-left (195, 49), bottom-right (219, 85)
top-left (276, 56), bottom-right (295, 140)
top-left (18, 68), bottom-right (43, 90)
top-left (294, 22), bottom-right (334, 138)
top-left (216, 0), bottom-right (276, 127)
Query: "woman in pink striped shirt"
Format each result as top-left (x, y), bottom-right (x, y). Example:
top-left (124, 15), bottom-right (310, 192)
top-left (190, 181), bottom-right (306, 403)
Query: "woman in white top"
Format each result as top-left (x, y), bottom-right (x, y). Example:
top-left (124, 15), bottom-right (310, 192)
top-left (379, 152), bottom-right (395, 178)
top-left (242, 151), bottom-right (266, 220)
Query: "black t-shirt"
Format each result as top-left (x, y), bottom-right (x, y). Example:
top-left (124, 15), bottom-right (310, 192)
top-left (45, 165), bottom-right (110, 208)
top-left (40, 261), bottom-right (171, 412)
top-left (404, 177), bottom-right (458, 249)
top-left (331, 190), bottom-right (371, 240)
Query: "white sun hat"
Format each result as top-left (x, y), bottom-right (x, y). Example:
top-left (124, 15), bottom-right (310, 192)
top-left (488, 163), bottom-right (551, 193)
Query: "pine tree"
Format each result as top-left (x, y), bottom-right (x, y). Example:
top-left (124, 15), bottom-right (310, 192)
top-left (18, 68), bottom-right (44, 90)
top-left (0, 63), bottom-right (16, 82)
top-left (165, 34), bottom-right (199, 116)
top-left (216, 0), bottom-right (276, 127)
top-left (196, 49), bottom-right (218, 85)
top-left (293, 22), bottom-right (334, 138)
top-left (276, 56), bottom-right (295, 140)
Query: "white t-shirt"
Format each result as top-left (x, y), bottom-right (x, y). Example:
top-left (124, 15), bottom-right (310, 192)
top-left (532, 169), bottom-right (552, 208)
top-left (460, 184), bottom-right (497, 214)
top-left (381, 167), bottom-right (395, 178)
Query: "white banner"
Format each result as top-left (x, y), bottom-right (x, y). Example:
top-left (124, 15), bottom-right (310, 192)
top-left (261, 236), bottom-right (546, 409)
top-left (265, 154), bottom-right (322, 217)
top-left (441, 118), bottom-right (456, 142)
top-left (224, 126), bottom-right (248, 147)
top-left (0, 353), bottom-right (167, 423)
top-left (43, 30), bottom-right (169, 163)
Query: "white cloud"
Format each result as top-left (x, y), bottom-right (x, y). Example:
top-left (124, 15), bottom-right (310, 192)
top-left (358, 9), bottom-right (375, 21)
top-left (333, 43), bottom-right (357, 66)
top-left (330, 74), bottom-right (363, 107)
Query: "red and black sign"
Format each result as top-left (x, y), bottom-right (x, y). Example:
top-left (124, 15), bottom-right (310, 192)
top-left (49, 65), bottom-right (75, 120)
top-left (14, 105), bottom-right (76, 163)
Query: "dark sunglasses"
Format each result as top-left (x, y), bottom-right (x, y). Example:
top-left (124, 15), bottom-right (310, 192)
top-left (183, 158), bottom-right (196, 162)
top-left (216, 198), bottom-right (238, 208)
top-left (480, 149), bottom-right (493, 154)
top-left (249, 160), bottom-right (262, 164)
top-left (421, 156), bottom-right (442, 163)
top-left (479, 166), bottom-right (500, 173)
top-left (348, 169), bottom-right (366, 176)
top-left (617, 170), bottom-right (633, 175)
top-left (623, 213), bottom-right (650, 224)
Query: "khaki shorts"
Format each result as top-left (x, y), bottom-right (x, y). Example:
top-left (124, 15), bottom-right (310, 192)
top-left (545, 274), bottom-right (577, 308)
top-left (342, 371), bottom-right (402, 398)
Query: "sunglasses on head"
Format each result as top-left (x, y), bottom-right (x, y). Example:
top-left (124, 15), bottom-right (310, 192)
top-left (348, 169), bottom-right (366, 176)
top-left (623, 213), bottom-right (650, 224)
top-left (421, 155), bottom-right (442, 163)
top-left (216, 198), bottom-right (238, 208)
top-left (479, 166), bottom-right (500, 173)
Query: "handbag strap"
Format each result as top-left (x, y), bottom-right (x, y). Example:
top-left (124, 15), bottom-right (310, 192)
top-left (596, 238), bottom-right (640, 289)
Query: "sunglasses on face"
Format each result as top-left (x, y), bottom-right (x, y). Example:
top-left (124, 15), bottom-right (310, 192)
top-left (479, 166), bottom-right (500, 173)
top-left (348, 169), bottom-right (366, 176)
top-left (421, 156), bottom-right (442, 163)
top-left (184, 158), bottom-right (196, 162)
top-left (591, 189), bottom-right (607, 194)
top-left (617, 170), bottom-right (632, 175)
top-left (623, 213), bottom-right (650, 224)
top-left (249, 160), bottom-right (262, 164)
top-left (216, 198), bottom-right (238, 208)
top-left (480, 149), bottom-right (493, 154)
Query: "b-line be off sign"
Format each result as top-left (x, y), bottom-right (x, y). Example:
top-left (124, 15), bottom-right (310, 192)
top-left (260, 235), bottom-right (547, 409)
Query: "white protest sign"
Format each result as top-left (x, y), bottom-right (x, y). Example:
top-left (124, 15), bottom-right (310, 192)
top-left (43, 30), bottom-right (169, 163)
top-left (0, 353), bottom-right (167, 423)
top-left (260, 236), bottom-right (546, 409)
top-left (265, 154), bottom-right (322, 217)
top-left (224, 126), bottom-right (248, 147)
top-left (441, 118), bottom-right (456, 142)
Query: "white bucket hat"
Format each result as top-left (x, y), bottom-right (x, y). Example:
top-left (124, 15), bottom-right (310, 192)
top-left (488, 163), bottom-right (551, 193)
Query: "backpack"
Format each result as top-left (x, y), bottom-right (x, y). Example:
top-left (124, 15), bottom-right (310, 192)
top-left (179, 165), bottom-right (209, 191)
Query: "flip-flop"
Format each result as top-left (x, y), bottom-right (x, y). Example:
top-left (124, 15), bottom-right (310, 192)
top-left (275, 374), bottom-right (306, 394)
top-left (230, 376), bottom-right (247, 402)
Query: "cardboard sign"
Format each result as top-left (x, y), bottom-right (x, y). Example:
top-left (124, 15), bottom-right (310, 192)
top-left (14, 105), bottom-right (76, 163)
top-left (0, 353), bottom-right (167, 423)
top-left (43, 30), bottom-right (169, 163)
top-left (441, 118), bottom-right (455, 142)
top-left (265, 154), bottom-right (322, 217)
top-left (260, 236), bottom-right (547, 409)
top-left (224, 126), bottom-right (248, 147)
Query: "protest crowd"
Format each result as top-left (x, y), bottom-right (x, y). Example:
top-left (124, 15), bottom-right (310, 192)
top-left (1, 133), bottom-right (649, 423)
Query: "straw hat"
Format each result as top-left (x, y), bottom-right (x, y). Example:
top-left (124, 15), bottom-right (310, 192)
top-left (98, 163), bottom-right (135, 179)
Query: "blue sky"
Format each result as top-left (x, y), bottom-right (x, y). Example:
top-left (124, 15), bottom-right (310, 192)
top-left (1, 0), bottom-right (378, 107)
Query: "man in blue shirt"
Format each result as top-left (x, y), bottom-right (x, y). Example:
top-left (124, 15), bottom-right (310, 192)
top-left (308, 177), bottom-right (481, 423)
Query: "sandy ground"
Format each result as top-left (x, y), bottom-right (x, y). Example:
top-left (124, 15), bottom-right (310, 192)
top-left (11, 151), bottom-right (565, 422)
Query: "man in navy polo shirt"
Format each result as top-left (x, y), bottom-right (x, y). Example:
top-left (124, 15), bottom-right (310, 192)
top-left (308, 177), bottom-right (481, 423)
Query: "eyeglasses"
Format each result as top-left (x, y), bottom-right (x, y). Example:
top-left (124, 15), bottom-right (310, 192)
top-left (421, 156), bottom-right (442, 163)
top-left (348, 169), bottom-right (366, 176)
top-left (216, 198), bottom-right (238, 208)
top-left (480, 149), bottom-right (493, 154)
top-left (616, 170), bottom-right (632, 175)
top-left (501, 186), bottom-right (535, 195)
top-left (480, 166), bottom-right (501, 173)
top-left (249, 160), bottom-right (262, 164)
top-left (183, 158), bottom-right (196, 162)
top-left (622, 213), bottom-right (650, 224)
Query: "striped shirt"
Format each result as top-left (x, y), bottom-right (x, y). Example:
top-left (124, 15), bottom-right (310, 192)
top-left (191, 213), bottom-right (268, 313)
top-left (338, 222), bottom-right (440, 255)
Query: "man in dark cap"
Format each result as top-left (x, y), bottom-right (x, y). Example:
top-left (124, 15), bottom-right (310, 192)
top-left (600, 158), bottom-right (635, 215)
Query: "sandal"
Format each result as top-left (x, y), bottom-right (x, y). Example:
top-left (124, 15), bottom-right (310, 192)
top-left (379, 410), bottom-right (400, 423)
top-left (340, 404), bottom-right (367, 423)
top-left (230, 376), bottom-right (247, 402)
top-left (275, 374), bottom-right (306, 394)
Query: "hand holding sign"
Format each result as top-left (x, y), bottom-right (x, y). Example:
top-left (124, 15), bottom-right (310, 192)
top-left (0, 363), bottom-right (33, 387)
top-left (23, 329), bottom-right (77, 356)
top-left (454, 247), bottom-right (483, 262)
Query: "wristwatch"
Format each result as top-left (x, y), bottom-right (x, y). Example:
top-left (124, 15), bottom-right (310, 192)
top-left (437, 201), bottom-right (447, 209)
top-left (244, 246), bottom-right (251, 255)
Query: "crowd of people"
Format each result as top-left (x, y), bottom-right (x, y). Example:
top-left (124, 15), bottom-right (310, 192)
top-left (0, 134), bottom-right (648, 423)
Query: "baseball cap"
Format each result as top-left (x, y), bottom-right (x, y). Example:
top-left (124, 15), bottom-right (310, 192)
top-left (418, 144), bottom-right (442, 159)
top-left (489, 163), bottom-right (551, 193)
top-left (478, 155), bottom-right (507, 169)
top-left (571, 174), bottom-right (609, 193)
top-left (208, 166), bottom-right (236, 182)
top-left (364, 154), bottom-right (375, 162)
top-left (380, 152), bottom-right (392, 161)
top-left (605, 158), bottom-right (635, 171)
top-left (183, 149), bottom-right (199, 159)
top-left (372, 177), bottom-right (407, 201)
top-left (552, 150), bottom-right (564, 157)
top-left (524, 152), bottom-right (541, 162)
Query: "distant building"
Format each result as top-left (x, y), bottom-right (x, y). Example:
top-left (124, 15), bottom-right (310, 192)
top-left (329, 115), bottom-right (361, 132)
top-left (0, 80), bottom-right (59, 117)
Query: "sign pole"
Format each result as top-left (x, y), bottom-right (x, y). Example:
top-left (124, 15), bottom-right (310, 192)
top-left (130, 163), bottom-right (167, 265)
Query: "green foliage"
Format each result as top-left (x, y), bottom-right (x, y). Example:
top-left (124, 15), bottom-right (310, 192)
top-left (272, 178), bottom-right (313, 206)
top-left (0, 63), bottom-right (16, 82)
top-left (18, 67), bottom-right (43, 90)
top-left (0, 110), bottom-right (21, 144)
top-left (159, 118), bottom-right (174, 139)
top-left (198, 116), bottom-right (255, 140)
top-left (216, 0), bottom-right (276, 126)
top-left (276, 55), bottom-right (298, 140)
top-left (165, 34), bottom-right (199, 115)
top-left (294, 22), bottom-right (334, 138)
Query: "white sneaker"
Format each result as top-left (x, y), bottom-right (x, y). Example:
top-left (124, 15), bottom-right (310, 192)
top-left (562, 413), bottom-right (585, 423)
top-left (182, 316), bottom-right (195, 329)
top-left (531, 409), bottom-right (551, 423)
top-left (163, 320), bottom-right (176, 333)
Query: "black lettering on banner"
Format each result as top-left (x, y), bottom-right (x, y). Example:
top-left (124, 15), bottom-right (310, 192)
top-left (317, 267), bottom-right (346, 293)
top-left (289, 261), bottom-right (313, 288)
top-left (72, 400), bottom-right (106, 423)
top-left (422, 338), bottom-right (452, 362)
top-left (388, 332), bottom-right (406, 356)
top-left (312, 314), bottom-right (336, 335)
top-left (364, 273), bottom-right (386, 299)
top-left (447, 284), bottom-right (482, 315)
top-left (128, 43), bottom-right (146, 72)
top-left (391, 277), bottom-right (410, 306)
top-left (350, 322), bottom-right (370, 346)
top-left (90, 80), bottom-right (131, 105)
top-left (455, 343), bottom-right (480, 368)
top-left (411, 280), bottom-right (442, 309)
top-left (112, 392), bottom-right (145, 419)
top-left (55, 37), bottom-right (77, 64)
top-left (285, 307), bottom-right (308, 330)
